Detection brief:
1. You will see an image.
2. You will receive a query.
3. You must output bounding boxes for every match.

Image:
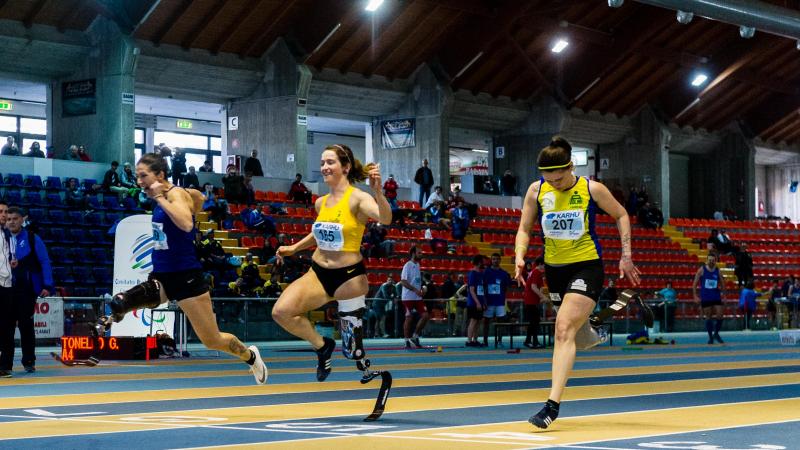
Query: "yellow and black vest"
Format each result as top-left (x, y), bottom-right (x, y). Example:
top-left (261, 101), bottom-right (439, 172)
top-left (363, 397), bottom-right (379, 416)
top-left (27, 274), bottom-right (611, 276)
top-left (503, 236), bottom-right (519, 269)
top-left (536, 176), bottom-right (601, 265)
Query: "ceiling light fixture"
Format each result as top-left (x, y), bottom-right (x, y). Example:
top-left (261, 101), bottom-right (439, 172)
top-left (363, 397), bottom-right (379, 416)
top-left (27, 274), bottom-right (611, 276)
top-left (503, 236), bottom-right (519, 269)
top-left (551, 39), bottom-right (569, 53)
top-left (365, 0), bottom-right (384, 12)
top-left (739, 25), bottom-right (755, 38)
top-left (676, 10), bottom-right (693, 24)
top-left (608, 0), bottom-right (624, 7)
top-left (472, 149), bottom-right (488, 153)
top-left (691, 74), bottom-right (708, 87)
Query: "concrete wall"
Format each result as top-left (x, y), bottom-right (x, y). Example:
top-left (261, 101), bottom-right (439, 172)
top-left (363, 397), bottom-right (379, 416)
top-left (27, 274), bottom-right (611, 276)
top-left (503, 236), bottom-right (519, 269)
top-left (669, 154), bottom-right (690, 218)
top-left (306, 132), bottom-right (366, 182)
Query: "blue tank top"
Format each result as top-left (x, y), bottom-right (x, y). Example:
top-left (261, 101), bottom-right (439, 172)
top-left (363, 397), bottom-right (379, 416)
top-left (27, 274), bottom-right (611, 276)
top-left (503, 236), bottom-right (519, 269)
top-left (699, 266), bottom-right (721, 301)
top-left (151, 200), bottom-right (201, 273)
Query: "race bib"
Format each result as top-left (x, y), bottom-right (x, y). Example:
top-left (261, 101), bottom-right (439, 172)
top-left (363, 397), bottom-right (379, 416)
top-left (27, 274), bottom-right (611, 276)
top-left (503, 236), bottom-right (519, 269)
top-left (313, 222), bottom-right (344, 251)
top-left (152, 222), bottom-right (169, 250)
top-left (488, 283), bottom-right (501, 295)
top-left (704, 278), bottom-right (718, 289)
top-left (542, 210), bottom-right (585, 240)
top-left (476, 286), bottom-right (484, 296)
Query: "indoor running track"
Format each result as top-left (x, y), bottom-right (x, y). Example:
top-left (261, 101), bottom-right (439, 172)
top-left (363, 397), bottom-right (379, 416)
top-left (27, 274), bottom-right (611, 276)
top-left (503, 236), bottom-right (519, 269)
top-left (0, 332), bottom-right (798, 450)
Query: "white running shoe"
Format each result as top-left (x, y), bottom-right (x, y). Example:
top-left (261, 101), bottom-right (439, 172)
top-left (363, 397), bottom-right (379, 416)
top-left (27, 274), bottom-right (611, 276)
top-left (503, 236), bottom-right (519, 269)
top-left (248, 345), bottom-right (268, 385)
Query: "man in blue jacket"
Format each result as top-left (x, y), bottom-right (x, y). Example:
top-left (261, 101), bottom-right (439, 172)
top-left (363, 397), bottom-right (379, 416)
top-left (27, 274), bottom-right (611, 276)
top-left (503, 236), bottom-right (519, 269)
top-left (0, 206), bottom-right (53, 375)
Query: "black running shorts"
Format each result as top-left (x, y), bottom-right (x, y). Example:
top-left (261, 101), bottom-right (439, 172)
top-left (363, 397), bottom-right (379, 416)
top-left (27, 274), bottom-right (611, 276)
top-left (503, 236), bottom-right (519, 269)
top-left (544, 259), bottom-right (604, 305)
top-left (150, 269), bottom-right (209, 302)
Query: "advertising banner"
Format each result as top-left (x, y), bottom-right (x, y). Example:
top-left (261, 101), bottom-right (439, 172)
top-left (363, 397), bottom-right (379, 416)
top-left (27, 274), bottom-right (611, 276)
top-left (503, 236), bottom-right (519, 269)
top-left (381, 118), bottom-right (415, 149)
top-left (62, 79), bottom-right (96, 117)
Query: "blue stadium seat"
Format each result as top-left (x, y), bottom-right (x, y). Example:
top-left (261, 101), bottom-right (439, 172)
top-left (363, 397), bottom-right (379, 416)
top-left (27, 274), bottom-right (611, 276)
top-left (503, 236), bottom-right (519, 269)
top-left (66, 210), bottom-right (84, 226)
top-left (84, 211), bottom-right (103, 227)
top-left (27, 208), bottom-right (47, 225)
top-left (81, 179), bottom-right (98, 192)
top-left (92, 267), bottom-right (112, 286)
top-left (72, 248), bottom-right (92, 264)
top-left (25, 191), bottom-right (44, 206)
top-left (87, 194), bottom-right (105, 210)
top-left (94, 287), bottom-right (112, 296)
top-left (4, 173), bottom-right (24, 189)
top-left (72, 266), bottom-right (95, 285)
top-left (24, 175), bottom-right (43, 191)
top-left (68, 228), bottom-right (91, 245)
top-left (89, 229), bottom-right (109, 245)
top-left (122, 196), bottom-right (142, 213)
top-left (46, 209), bottom-right (67, 226)
top-left (103, 196), bottom-right (124, 211)
top-left (5, 190), bottom-right (22, 205)
top-left (104, 212), bottom-right (123, 226)
top-left (52, 266), bottom-right (74, 285)
top-left (46, 193), bottom-right (65, 208)
top-left (91, 248), bottom-right (111, 265)
top-left (45, 176), bottom-right (64, 191)
top-left (71, 287), bottom-right (93, 297)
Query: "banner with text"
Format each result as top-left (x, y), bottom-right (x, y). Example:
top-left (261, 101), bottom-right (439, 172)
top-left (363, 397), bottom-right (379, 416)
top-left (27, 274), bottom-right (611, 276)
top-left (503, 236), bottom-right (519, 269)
top-left (381, 118), bottom-right (415, 149)
top-left (16, 298), bottom-right (64, 339)
top-left (61, 79), bottom-right (96, 117)
top-left (112, 215), bottom-right (175, 337)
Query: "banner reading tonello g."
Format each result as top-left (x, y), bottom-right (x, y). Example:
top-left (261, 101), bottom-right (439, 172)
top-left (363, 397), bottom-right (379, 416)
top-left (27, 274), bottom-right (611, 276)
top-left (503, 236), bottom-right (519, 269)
top-left (112, 214), bottom-right (175, 337)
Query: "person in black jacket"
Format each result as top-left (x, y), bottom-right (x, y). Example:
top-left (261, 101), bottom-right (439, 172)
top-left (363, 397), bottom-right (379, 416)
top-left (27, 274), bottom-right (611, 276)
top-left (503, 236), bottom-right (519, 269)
top-left (414, 159), bottom-right (434, 208)
top-left (171, 148), bottom-right (187, 186)
top-left (244, 149), bottom-right (264, 177)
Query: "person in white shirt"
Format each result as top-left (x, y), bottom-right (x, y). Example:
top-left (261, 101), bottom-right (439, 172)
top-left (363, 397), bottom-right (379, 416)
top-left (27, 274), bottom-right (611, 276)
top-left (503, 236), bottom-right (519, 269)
top-left (423, 185), bottom-right (445, 210)
top-left (399, 246), bottom-right (429, 348)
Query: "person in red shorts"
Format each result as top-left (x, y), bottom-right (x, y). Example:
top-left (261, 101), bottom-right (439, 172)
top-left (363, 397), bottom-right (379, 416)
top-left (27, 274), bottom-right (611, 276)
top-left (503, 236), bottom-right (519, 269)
top-left (524, 256), bottom-right (546, 348)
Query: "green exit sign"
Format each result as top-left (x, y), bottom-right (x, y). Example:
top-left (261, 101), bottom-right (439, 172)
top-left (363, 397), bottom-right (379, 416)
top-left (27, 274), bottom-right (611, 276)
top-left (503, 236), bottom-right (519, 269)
top-left (0, 100), bottom-right (12, 111)
top-left (176, 119), bottom-right (193, 129)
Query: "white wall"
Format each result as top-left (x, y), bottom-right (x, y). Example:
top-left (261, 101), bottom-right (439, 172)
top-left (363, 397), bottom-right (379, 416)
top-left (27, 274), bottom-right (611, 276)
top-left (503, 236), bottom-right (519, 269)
top-left (306, 131), bottom-right (366, 183)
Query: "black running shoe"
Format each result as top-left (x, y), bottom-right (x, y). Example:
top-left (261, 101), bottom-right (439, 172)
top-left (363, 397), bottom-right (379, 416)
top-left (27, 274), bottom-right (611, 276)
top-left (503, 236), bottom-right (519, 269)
top-left (714, 333), bottom-right (724, 344)
top-left (315, 337), bottom-right (335, 382)
top-left (529, 400), bottom-right (559, 429)
top-left (708, 338), bottom-right (714, 345)
top-left (411, 337), bottom-right (422, 348)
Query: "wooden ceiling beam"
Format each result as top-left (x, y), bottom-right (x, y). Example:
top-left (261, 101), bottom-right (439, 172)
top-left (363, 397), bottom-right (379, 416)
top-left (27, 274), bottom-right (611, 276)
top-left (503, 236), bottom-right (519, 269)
top-left (56, 0), bottom-right (82, 32)
top-left (181, 0), bottom-right (227, 50)
top-left (238, 0), bottom-right (298, 58)
top-left (23, 0), bottom-right (48, 29)
top-left (363, 0), bottom-right (426, 78)
top-left (506, 33), bottom-right (567, 103)
top-left (152, 0), bottom-right (193, 46)
top-left (391, 9), bottom-right (464, 80)
top-left (306, 5), bottom-right (363, 70)
top-left (209, 0), bottom-right (264, 55)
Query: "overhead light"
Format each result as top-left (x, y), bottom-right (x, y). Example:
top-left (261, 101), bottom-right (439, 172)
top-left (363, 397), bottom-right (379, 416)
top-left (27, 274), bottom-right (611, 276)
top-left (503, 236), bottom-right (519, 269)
top-left (739, 25), bottom-right (755, 38)
top-left (472, 149), bottom-right (488, 153)
top-left (691, 73), bottom-right (708, 87)
top-left (608, 0), bottom-right (624, 7)
top-left (365, 0), bottom-right (384, 12)
top-left (676, 10), bottom-right (693, 24)
top-left (551, 39), bottom-right (569, 53)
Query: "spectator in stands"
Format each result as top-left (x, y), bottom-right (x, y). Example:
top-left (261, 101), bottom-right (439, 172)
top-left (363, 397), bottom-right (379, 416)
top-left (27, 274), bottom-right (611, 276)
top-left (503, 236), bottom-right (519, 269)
top-left (183, 166), bottom-right (200, 189)
top-left (26, 142), bottom-right (45, 158)
top-left (482, 177), bottom-right (496, 194)
top-left (382, 174), bottom-right (399, 209)
top-left (77, 145), bottom-right (91, 161)
top-left (781, 275), bottom-right (795, 298)
top-left (65, 177), bottom-right (89, 210)
top-left (427, 201), bottom-right (451, 229)
top-left (423, 185), bottom-right (445, 210)
top-left (706, 229), bottom-right (719, 251)
top-left (364, 222), bottom-right (393, 258)
top-left (240, 204), bottom-right (276, 235)
top-left (768, 279), bottom-right (781, 330)
top-left (244, 149), bottom-right (264, 177)
top-left (372, 276), bottom-right (396, 338)
top-left (716, 229), bottom-right (734, 254)
top-left (288, 173), bottom-right (312, 206)
top-left (524, 256), bottom-right (546, 348)
top-left (101, 161), bottom-right (128, 197)
top-left (121, 162), bottom-right (138, 191)
top-left (598, 278), bottom-right (617, 310)
top-left (483, 253), bottom-right (511, 346)
top-left (501, 170), bottom-right (517, 196)
top-left (170, 148), bottom-right (187, 186)
top-left (222, 164), bottom-right (246, 204)
top-left (243, 174), bottom-right (256, 205)
top-left (466, 254), bottom-right (486, 347)
top-left (202, 183), bottom-right (229, 224)
top-left (63, 144), bottom-right (80, 161)
top-left (450, 200), bottom-right (470, 241)
top-left (441, 273), bottom-right (465, 336)
top-left (1, 136), bottom-right (19, 155)
top-left (261, 234), bottom-right (287, 264)
top-left (693, 253), bottom-right (726, 344)
top-left (713, 210), bottom-right (724, 221)
top-left (422, 272), bottom-right (439, 311)
top-left (655, 281), bottom-right (677, 332)
top-left (0, 207), bottom-right (53, 375)
top-left (240, 254), bottom-right (264, 293)
top-left (637, 202), bottom-right (663, 229)
top-left (45, 145), bottom-right (55, 158)
top-left (196, 230), bottom-right (236, 271)
top-left (610, 184), bottom-right (626, 206)
top-left (626, 186), bottom-right (638, 215)
top-left (733, 244), bottom-right (753, 287)
top-left (199, 159), bottom-right (214, 172)
top-left (400, 246), bottom-right (429, 348)
top-left (446, 186), bottom-right (465, 210)
top-left (788, 277), bottom-right (800, 301)
top-left (636, 185), bottom-right (648, 208)
top-left (414, 158), bottom-right (434, 207)
top-left (738, 280), bottom-right (762, 330)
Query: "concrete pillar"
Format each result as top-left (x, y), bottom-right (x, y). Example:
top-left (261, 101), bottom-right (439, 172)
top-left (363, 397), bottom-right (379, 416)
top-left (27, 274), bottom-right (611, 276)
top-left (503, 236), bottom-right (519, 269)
top-left (597, 106), bottom-right (671, 217)
top-left (226, 38), bottom-right (311, 179)
top-left (493, 97), bottom-right (565, 192)
top-left (701, 127), bottom-right (755, 220)
top-left (372, 65), bottom-right (452, 198)
top-left (51, 17), bottom-right (136, 164)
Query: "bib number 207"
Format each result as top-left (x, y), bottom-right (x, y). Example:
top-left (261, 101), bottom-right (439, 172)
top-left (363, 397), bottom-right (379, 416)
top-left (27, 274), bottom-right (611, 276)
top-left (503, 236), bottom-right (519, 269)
top-left (551, 219), bottom-right (574, 230)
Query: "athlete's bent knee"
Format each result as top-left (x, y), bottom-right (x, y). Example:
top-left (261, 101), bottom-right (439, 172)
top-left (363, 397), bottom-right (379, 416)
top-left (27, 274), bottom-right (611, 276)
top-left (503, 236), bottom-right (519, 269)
top-left (109, 279), bottom-right (163, 322)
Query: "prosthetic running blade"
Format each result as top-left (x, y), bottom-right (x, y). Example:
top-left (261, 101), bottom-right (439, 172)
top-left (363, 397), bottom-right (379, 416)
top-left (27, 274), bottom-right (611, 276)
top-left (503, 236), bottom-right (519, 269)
top-left (362, 370), bottom-right (392, 422)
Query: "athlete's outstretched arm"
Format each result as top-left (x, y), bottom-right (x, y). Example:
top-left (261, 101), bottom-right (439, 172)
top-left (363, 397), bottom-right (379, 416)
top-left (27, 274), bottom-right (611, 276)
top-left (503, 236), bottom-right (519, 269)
top-left (589, 181), bottom-right (640, 286)
top-left (514, 181), bottom-right (541, 284)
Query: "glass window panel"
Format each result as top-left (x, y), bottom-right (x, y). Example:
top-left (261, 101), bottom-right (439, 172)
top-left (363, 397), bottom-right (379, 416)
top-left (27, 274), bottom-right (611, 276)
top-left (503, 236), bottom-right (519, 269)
top-left (20, 118), bottom-right (46, 135)
top-left (134, 148), bottom-right (143, 163)
top-left (210, 137), bottom-right (221, 150)
top-left (0, 116), bottom-right (17, 132)
top-left (184, 153), bottom-right (206, 171)
top-left (135, 129), bottom-right (145, 144)
top-left (153, 131), bottom-right (208, 150)
top-left (213, 156), bottom-right (222, 173)
top-left (22, 138), bottom-right (47, 155)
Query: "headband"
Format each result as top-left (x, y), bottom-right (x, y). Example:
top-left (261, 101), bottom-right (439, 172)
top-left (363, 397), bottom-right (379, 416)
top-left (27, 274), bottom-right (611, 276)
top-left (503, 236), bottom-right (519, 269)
top-left (537, 161), bottom-right (572, 170)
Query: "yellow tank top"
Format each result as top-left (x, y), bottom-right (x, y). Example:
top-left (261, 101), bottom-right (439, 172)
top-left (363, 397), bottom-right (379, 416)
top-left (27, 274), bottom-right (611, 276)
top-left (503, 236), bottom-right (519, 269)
top-left (313, 186), bottom-right (365, 253)
top-left (536, 176), bottom-right (601, 265)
